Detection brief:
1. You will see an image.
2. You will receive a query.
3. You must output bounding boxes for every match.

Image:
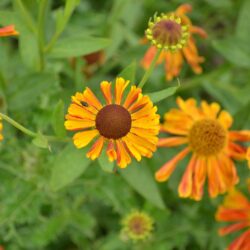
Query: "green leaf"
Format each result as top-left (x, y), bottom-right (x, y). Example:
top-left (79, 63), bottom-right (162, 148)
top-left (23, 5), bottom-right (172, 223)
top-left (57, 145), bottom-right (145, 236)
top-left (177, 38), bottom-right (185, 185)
top-left (48, 35), bottom-right (111, 58)
top-left (236, 0), bottom-right (250, 44)
top-left (32, 133), bottom-right (49, 149)
top-left (51, 100), bottom-right (66, 137)
top-left (8, 73), bottom-right (58, 110)
top-left (50, 144), bottom-right (91, 191)
top-left (118, 60), bottom-right (137, 82)
top-left (147, 86), bottom-right (179, 103)
top-left (120, 161), bottom-right (166, 209)
top-left (98, 150), bottom-right (114, 173)
top-left (232, 101), bottom-right (250, 130)
top-left (212, 38), bottom-right (250, 68)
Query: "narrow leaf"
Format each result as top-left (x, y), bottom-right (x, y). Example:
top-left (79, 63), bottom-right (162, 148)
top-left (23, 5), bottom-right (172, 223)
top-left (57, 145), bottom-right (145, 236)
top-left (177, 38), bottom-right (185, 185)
top-left (148, 86), bottom-right (178, 103)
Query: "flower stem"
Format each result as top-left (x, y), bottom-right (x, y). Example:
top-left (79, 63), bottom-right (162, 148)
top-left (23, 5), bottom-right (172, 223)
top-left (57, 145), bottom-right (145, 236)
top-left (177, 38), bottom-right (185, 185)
top-left (138, 47), bottom-right (163, 89)
top-left (0, 113), bottom-right (70, 142)
top-left (0, 113), bottom-right (37, 137)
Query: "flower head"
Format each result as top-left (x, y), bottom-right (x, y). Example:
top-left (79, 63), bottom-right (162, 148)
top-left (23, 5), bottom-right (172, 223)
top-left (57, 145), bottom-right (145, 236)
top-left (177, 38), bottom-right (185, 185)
top-left (146, 13), bottom-right (189, 51)
top-left (141, 4), bottom-right (207, 81)
top-left (155, 97), bottom-right (250, 200)
top-left (0, 25), bottom-right (19, 37)
top-left (216, 187), bottom-right (250, 250)
top-left (0, 117), bottom-right (3, 141)
top-left (65, 77), bottom-right (160, 168)
top-left (121, 210), bottom-right (154, 241)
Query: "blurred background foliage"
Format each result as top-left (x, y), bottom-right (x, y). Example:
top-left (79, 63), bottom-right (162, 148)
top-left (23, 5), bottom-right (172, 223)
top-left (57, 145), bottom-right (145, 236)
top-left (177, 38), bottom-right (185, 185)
top-left (0, 0), bottom-right (250, 249)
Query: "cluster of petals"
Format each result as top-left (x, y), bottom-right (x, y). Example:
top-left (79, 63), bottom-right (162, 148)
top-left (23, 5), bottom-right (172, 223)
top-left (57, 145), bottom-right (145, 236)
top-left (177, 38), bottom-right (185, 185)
top-left (141, 4), bottom-right (207, 81)
top-left (65, 77), bottom-right (160, 168)
top-left (216, 187), bottom-right (250, 250)
top-left (155, 97), bottom-right (250, 200)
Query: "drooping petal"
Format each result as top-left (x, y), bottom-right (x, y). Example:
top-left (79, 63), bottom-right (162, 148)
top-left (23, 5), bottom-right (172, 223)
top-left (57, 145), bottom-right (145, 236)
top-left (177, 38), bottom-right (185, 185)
top-left (228, 229), bottom-right (250, 250)
top-left (116, 140), bottom-right (131, 168)
top-left (106, 140), bottom-right (117, 161)
top-left (164, 51), bottom-right (183, 81)
top-left (228, 142), bottom-right (247, 160)
top-left (73, 129), bottom-right (99, 148)
top-left (178, 154), bottom-right (197, 198)
top-left (87, 136), bottom-right (105, 160)
top-left (190, 26), bottom-right (208, 38)
top-left (155, 147), bottom-right (190, 182)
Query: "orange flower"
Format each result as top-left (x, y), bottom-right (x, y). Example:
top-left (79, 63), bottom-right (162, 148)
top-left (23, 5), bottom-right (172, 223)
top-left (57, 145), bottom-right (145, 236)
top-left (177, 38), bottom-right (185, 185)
top-left (216, 187), bottom-right (250, 250)
top-left (141, 4), bottom-right (207, 81)
top-left (0, 25), bottom-right (19, 37)
top-left (155, 97), bottom-right (250, 200)
top-left (65, 77), bottom-right (160, 168)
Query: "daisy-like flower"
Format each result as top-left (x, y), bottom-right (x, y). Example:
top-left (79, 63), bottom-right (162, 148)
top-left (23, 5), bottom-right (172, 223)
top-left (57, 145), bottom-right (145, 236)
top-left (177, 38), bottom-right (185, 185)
top-left (155, 97), bottom-right (250, 200)
top-left (121, 210), bottom-right (154, 241)
top-left (65, 77), bottom-right (159, 168)
top-left (141, 4), bottom-right (207, 81)
top-left (0, 25), bottom-right (18, 37)
top-left (216, 187), bottom-right (250, 250)
top-left (0, 117), bottom-right (3, 141)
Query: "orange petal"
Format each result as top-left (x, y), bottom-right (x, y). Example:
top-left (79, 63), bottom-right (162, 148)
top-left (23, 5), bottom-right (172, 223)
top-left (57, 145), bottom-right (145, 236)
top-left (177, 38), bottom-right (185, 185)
top-left (157, 137), bottom-right (188, 147)
top-left (229, 131), bottom-right (250, 142)
top-left (176, 97), bottom-right (201, 119)
top-left (64, 119), bottom-right (95, 131)
top-left (164, 51), bottom-right (183, 81)
top-left (178, 154), bottom-right (197, 198)
top-left (123, 86), bottom-right (141, 109)
top-left (216, 207), bottom-right (249, 222)
top-left (87, 136), bottom-right (105, 160)
top-left (176, 3), bottom-right (192, 15)
top-left (191, 157), bottom-right (206, 200)
top-left (247, 147), bottom-right (250, 169)
top-left (228, 142), bottom-right (247, 160)
top-left (207, 157), bottom-right (220, 198)
top-left (0, 25), bottom-right (19, 37)
top-left (115, 77), bottom-right (129, 105)
top-left (100, 81), bottom-right (112, 104)
top-left (106, 140), bottom-right (117, 161)
top-left (229, 229), bottom-right (250, 250)
top-left (73, 129), bottom-right (99, 148)
top-left (218, 222), bottom-right (249, 236)
top-left (116, 140), bottom-right (131, 168)
top-left (83, 88), bottom-right (102, 111)
top-left (190, 26), bottom-right (208, 38)
top-left (141, 46), bottom-right (164, 69)
top-left (218, 110), bottom-right (233, 129)
top-left (122, 137), bottom-right (142, 161)
top-left (155, 147), bottom-right (190, 182)
top-left (183, 40), bottom-right (204, 75)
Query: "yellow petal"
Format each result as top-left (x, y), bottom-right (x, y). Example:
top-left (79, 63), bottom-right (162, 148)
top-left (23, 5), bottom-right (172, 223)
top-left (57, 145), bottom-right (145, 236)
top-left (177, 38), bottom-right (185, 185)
top-left (87, 136), bottom-right (105, 160)
top-left (73, 129), bottom-right (99, 148)
top-left (115, 77), bottom-right (129, 104)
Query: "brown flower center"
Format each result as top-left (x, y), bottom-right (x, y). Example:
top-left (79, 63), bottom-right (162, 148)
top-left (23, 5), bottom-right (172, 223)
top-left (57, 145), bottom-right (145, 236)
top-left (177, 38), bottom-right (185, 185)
top-left (152, 19), bottom-right (182, 46)
top-left (95, 104), bottom-right (131, 139)
top-left (188, 119), bottom-right (227, 156)
top-left (128, 217), bottom-right (146, 235)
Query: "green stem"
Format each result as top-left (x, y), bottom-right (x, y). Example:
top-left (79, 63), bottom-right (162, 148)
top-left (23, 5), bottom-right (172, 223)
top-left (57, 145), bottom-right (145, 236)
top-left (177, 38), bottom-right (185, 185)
top-left (138, 47), bottom-right (163, 89)
top-left (0, 113), bottom-right (36, 137)
top-left (37, 0), bottom-right (48, 71)
top-left (0, 113), bottom-right (70, 142)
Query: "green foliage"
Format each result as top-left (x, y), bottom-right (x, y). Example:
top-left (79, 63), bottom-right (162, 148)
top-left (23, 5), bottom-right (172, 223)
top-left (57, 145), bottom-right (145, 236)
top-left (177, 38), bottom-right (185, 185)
top-left (0, 0), bottom-right (249, 249)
